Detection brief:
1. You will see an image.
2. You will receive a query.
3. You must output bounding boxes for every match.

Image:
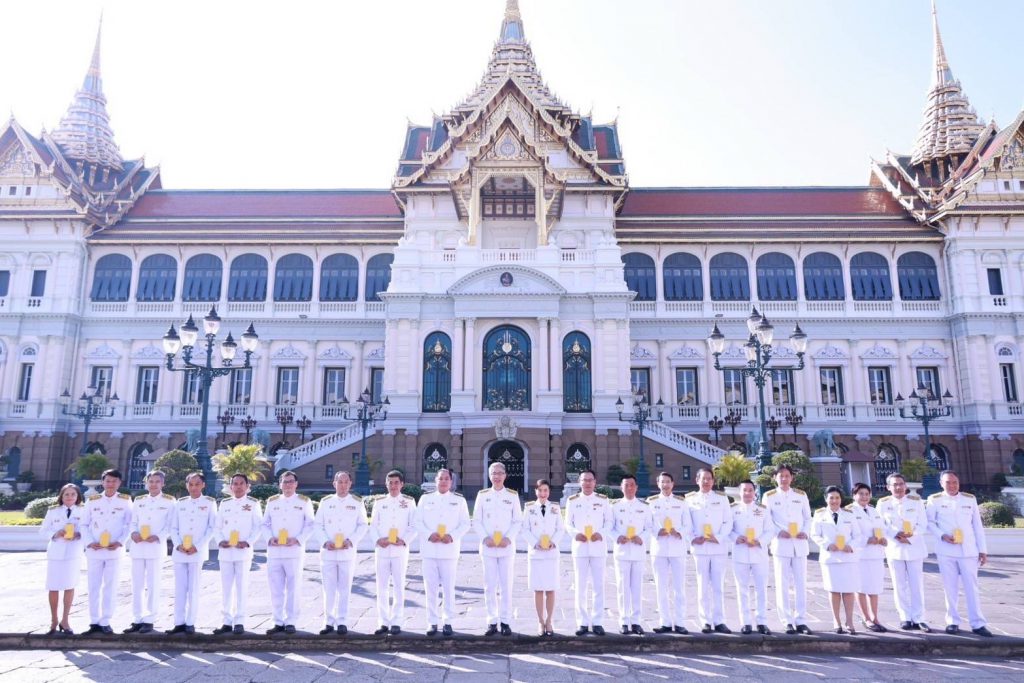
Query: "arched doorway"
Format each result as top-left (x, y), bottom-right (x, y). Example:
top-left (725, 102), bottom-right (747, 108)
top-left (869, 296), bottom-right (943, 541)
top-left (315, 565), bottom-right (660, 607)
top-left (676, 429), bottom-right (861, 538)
top-left (873, 444), bottom-right (900, 493)
top-left (127, 442), bottom-right (152, 490)
top-left (486, 440), bottom-right (526, 493)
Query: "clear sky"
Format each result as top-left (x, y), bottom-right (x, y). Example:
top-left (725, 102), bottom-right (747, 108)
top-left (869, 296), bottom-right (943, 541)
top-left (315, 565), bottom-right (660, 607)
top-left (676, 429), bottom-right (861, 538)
top-left (2, 0), bottom-right (1022, 190)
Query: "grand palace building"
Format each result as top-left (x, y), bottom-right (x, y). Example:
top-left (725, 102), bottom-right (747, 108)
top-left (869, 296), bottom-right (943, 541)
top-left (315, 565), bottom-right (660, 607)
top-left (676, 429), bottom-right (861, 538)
top-left (2, 2), bottom-right (1023, 494)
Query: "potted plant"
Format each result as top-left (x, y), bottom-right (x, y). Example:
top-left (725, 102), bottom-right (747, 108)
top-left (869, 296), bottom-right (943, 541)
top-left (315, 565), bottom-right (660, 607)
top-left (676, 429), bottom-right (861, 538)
top-left (69, 452), bottom-right (114, 496)
top-left (1006, 463), bottom-right (1024, 489)
top-left (900, 457), bottom-right (934, 496)
top-left (714, 451), bottom-right (755, 501)
top-left (15, 470), bottom-right (35, 493)
top-left (212, 444), bottom-right (270, 494)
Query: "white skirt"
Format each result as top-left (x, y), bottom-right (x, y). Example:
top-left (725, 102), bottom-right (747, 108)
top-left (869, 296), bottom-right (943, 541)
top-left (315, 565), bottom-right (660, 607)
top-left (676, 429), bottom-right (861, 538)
top-left (858, 558), bottom-right (885, 595)
top-left (820, 560), bottom-right (859, 593)
top-left (46, 556), bottom-right (82, 591)
top-left (528, 553), bottom-right (560, 591)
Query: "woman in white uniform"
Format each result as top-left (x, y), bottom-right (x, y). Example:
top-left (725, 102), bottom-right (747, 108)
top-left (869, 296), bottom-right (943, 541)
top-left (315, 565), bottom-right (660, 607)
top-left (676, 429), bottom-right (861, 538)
top-left (847, 482), bottom-right (888, 632)
top-left (521, 479), bottom-right (564, 636)
top-left (39, 483), bottom-right (86, 635)
top-left (811, 486), bottom-right (862, 634)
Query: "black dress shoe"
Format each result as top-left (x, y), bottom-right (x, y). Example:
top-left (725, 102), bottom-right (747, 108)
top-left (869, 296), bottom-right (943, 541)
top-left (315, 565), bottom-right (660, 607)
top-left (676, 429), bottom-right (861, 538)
top-left (184, 626), bottom-right (196, 635)
top-left (374, 626), bottom-right (390, 636)
top-left (785, 623), bottom-right (797, 635)
top-left (319, 626), bottom-right (335, 635)
top-left (714, 624), bottom-right (732, 634)
top-left (757, 625), bottom-right (771, 635)
top-left (834, 627), bottom-right (845, 634)
top-left (631, 624), bottom-right (644, 635)
top-left (973, 626), bottom-right (994, 637)
top-left (944, 625), bottom-right (960, 634)
top-left (500, 623), bottom-right (512, 636)
top-left (390, 625), bottom-right (401, 635)
top-left (122, 623), bottom-right (141, 634)
top-left (100, 625), bottom-right (114, 635)
top-left (166, 624), bottom-right (187, 635)
top-left (266, 625), bottom-right (286, 636)
top-left (741, 625), bottom-right (753, 635)
top-left (900, 621), bottom-right (914, 630)
top-left (442, 624), bottom-right (453, 637)
top-left (674, 625), bottom-right (689, 635)
top-left (593, 625), bottom-right (606, 636)
top-left (484, 624), bottom-right (499, 636)
top-left (575, 626), bottom-right (589, 636)
top-left (233, 625), bottom-right (244, 635)
top-left (427, 625), bottom-right (438, 637)
top-left (83, 624), bottom-right (103, 635)
top-left (137, 623), bottom-right (154, 634)
top-left (337, 625), bottom-right (348, 635)
top-left (917, 622), bottom-right (932, 633)
top-left (213, 624), bottom-right (233, 636)
top-left (620, 625), bottom-right (631, 635)
top-left (701, 624), bottom-right (713, 634)
top-left (796, 624), bottom-right (812, 635)
top-left (284, 625), bottom-right (296, 635)
top-left (653, 625), bottom-right (672, 634)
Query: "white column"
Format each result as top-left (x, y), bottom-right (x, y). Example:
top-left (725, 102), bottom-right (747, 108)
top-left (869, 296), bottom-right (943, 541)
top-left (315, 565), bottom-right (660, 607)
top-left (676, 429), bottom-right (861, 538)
top-left (657, 339), bottom-right (669, 404)
top-left (452, 319), bottom-right (465, 392)
top-left (848, 340), bottom-right (866, 405)
top-left (352, 340), bottom-right (365, 398)
top-left (536, 318), bottom-right (549, 393)
top-left (463, 318), bottom-right (476, 393)
top-left (549, 318), bottom-right (562, 392)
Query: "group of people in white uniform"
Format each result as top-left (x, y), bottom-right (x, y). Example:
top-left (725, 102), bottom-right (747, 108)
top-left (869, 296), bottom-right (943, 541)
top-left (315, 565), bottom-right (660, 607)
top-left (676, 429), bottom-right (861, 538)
top-left (39, 462), bottom-right (994, 638)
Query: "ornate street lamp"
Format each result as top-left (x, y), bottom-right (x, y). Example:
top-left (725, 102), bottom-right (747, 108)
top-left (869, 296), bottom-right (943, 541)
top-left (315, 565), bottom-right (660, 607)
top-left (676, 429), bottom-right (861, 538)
top-left (241, 415), bottom-right (258, 444)
top-left (708, 415), bottom-right (724, 445)
top-left (276, 407), bottom-right (294, 450)
top-left (60, 385), bottom-right (119, 456)
top-left (786, 409), bottom-right (803, 442)
top-left (896, 386), bottom-right (954, 482)
top-left (296, 415), bottom-right (312, 444)
top-left (616, 391), bottom-right (664, 497)
top-left (724, 410), bottom-right (744, 449)
top-left (217, 411), bottom-right (235, 449)
top-left (767, 414), bottom-right (782, 449)
top-left (341, 388), bottom-right (389, 495)
top-left (163, 308), bottom-right (257, 495)
top-left (708, 308), bottom-right (808, 471)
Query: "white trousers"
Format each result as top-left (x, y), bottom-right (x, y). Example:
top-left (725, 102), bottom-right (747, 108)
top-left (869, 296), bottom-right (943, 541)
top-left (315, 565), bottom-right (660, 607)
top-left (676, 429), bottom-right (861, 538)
top-left (573, 555), bottom-right (606, 628)
top-left (733, 560), bottom-right (769, 626)
top-left (220, 559), bottom-right (251, 626)
top-left (693, 555), bottom-right (727, 626)
top-left (87, 557), bottom-right (121, 626)
top-left (482, 554), bottom-right (514, 625)
top-left (614, 559), bottom-right (643, 626)
top-left (375, 552), bottom-right (409, 627)
top-left (651, 555), bottom-right (686, 627)
top-left (773, 554), bottom-right (808, 626)
top-left (322, 559), bottom-right (355, 627)
top-left (423, 557), bottom-right (457, 626)
top-left (888, 558), bottom-right (925, 623)
top-left (268, 557), bottom-right (303, 626)
top-left (937, 555), bottom-right (986, 629)
top-left (131, 558), bottom-right (162, 623)
top-left (173, 562), bottom-right (202, 626)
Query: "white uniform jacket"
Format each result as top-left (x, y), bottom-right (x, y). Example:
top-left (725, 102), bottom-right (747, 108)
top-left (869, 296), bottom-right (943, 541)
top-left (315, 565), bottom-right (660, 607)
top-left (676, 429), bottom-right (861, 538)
top-left (415, 490), bottom-right (470, 560)
top-left (646, 493), bottom-right (692, 557)
top-left (41, 504), bottom-right (87, 559)
top-left (762, 487), bottom-right (812, 558)
top-left (216, 495), bottom-right (264, 562)
top-left (611, 497), bottom-right (653, 562)
top-left (370, 493), bottom-right (417, 559)
top-left (521, 500), bottom-right (565, 557)
top-left (261, 493), bottom-right (315, 560)
top-left (927, 491), bottom-right (987, 558)
top-left (686, 490), bottom-right (732, 556)
top-left (171, 495), bottom-right (217, 564)
top-left (729, 501), bottom-right (773, 564)
top-left (129, 493), bottom-right (176, 560)
top-left (876, 494), bottom-right (929, 562)
top-left (82, 492), bottom-right (133, 558)
top-left (810, 507), bottom-right (862, 564)
top-left (565, 492), bottom-right (614, 558)
top-left (471, 487), bottom-right (523, 558)
top-left (315, 493), bottom-right (369, 562)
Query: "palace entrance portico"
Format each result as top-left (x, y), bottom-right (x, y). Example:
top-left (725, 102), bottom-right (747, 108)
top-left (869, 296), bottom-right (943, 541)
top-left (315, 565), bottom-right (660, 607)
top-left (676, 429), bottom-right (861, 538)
top-left (485, 438), bottom-right (527, 493)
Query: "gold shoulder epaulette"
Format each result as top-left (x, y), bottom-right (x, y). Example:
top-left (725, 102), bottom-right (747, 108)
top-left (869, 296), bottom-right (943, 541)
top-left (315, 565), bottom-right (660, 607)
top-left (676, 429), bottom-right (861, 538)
top-left (245, 495), bottom-right (258, 502)
top-left (907, 493), bottom-right (921, 500)
top-left (638, 498), bottom-right (649, 505)
top-left (453, 491), bottom-right (464, 497)
top-left (685, 491), bottom-right (698, 498)
top-left (764, 489), bottom-right (778, 497)
top-left (793, 488), bottom-right (807, 496)
top-left (49, 503), bottom-right (60, 510)
top-left (479, 487), bottom-right (492, 494)
top-left (133, 494), bottom-right (146, 502)
top-left (297, 494), bottom-right (310, 501)
top-left (568, 493), bottom-right (581, 500)
top-left (268, 494), bottom-right (281, 502)
top-left (178, 496), bottom-right (189, 502)
top-left (506, 488), bottom-right (518, 495)
top-left (204, 495), bottom-right (216, 502)
top-left (927, 492), bottom-right (943, 499)
top-left (162, 493), bottom-right (175, 500)
top-left (401, 493), bottom-right (415, 500)
top-left (118, 492), bottom-right (132, 500)
top-left (88, 494), bottom-right (101, 501)
top-left (525, 500), bottom-right (537, 506)
top-left (646, 494), bottom-right (660, 502)
top-left (674, 494), bottom-right (687, 501)
top-left (596, 493), bottom-right (608, 499)
top-left (321, 493), bottom-right (336, 501)
top-left (843, 503), bottom-right (854, 511)
top-left (715, 490), bottom-right (729, 497)
top-left (757, 503), bottom-right (768, 510)
top-left (815, 507), bottom-right (828, 516)
top-left (350, 493), bottom-right (362, 500)
top-left (961, 491), bottom-right (975, 498)
top-left (877, 495), bottom-right (892, 503)
top-left (731, 501), bottom-right (740, 507)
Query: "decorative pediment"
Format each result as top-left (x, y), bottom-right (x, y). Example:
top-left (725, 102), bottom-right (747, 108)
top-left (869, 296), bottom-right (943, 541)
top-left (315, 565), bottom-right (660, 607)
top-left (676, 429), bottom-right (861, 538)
top-left (860, 344), bottom-right (897, 360)
top-left (365, 347), bottom-right (385, 361)
top-left (131, 344), bottom-right (164, 360)
top-left (630, 343), bottom-right (656, 361)
top-left (85, 343), bottom-right (121, 360)
top-left (910, 344), bottom-right (947, 361)
top-left (669, 345), bottom-right (704, 361)
top-left (813, 345), bottom-right (848, 360)
top-left (317, 346), bottom-right (353, 362)
top-left (447, 265), bottom-right (566, 296)
top-left (999, 133), bottom-right (1024, 172)
top-left (0, 143), bottom-right (36, 177)
top-left (271, 344), bottom-right (306, 361)
top-left (480, 126), bottom-right (538, 163)
top-left (718, 345), bottom-right (748, 362)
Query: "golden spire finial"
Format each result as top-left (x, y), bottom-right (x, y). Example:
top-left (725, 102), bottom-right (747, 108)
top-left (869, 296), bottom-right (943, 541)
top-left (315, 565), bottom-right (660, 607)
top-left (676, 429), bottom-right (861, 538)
top-left (505, 0), bottom-right (521, 21)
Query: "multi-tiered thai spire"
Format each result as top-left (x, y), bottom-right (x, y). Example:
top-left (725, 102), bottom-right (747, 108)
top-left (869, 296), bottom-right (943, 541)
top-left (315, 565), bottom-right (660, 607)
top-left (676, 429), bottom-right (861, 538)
top-left (51, 20), bottom-right (124, 172)
top-left (909, 0), bottom-right (985, 176)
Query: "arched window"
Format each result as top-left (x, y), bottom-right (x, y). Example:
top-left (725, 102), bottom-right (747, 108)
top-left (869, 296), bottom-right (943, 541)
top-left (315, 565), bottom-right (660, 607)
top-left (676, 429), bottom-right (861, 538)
top-left (127, 442), bottom-right (153, 490)
top-left (228, 254), bottom-right (268, 302)
top-left (182, 254), bottom-right (222, 302)
top-left (622, 253), bottom-right (656, 301)
top-left (90, 254), bottom-right (132, 302)
top-left (422, 331), bottom-right (452, 412)
top-left (423, 443), bottom-right (448, 478)
top-left (2, 447), bottom-right (21, 478)
top-left (1013, 449), bottom-right (1024, 475)
top-left (365, 254), bottom-right (393, 301)
top-left (565, 443), bottom-right (592, 475)
top-left (563, 331), bottom-right (592, 412)
top-left (136, 255), bottom-right (177, 302)
top-left (927, 444), bottom-right (949, 470)
top-left (756, 252), bottom-right (797, 301)
top-left (710, 252), bottom-right (750, 301)
top-left (897, 252), bottom-right (941, 301)
top-left (320, 253), bottom-right (359, 301)
top-left (663, 252), bottom-right (703, 301)
top-left (803, 252), bottom-right (844, 301)
top-left (850, 252), bottom-right (892, 301)
top-left (482, 325), bottom-right (531, 410)
top-left (873, 444), bottom-right (900, 492)
top-left (273, 254), bottom-right (313, 302)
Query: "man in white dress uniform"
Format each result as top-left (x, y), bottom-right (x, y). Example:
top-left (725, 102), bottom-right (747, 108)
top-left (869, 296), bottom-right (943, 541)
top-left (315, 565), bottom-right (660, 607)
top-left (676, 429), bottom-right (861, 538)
top-left (877, 472), bottom-right (931, 632)
top-left (125, 470), bottom-right (175, 634)
top-left (82, 469), bottom-right (133, 635)
top-left (315, 470), bottom-right (368, 636)
top-left (213, 473), bottom-right (263, 635)
top-left (565, 469), bottom-right (613, 636)
top-left (612, 474), bottom-right (652, 635)
top-left (370, 469), bottom-right (417, 635)
top-left (472, 461), bottom-right (523, 636)
top-left (730, 480), bottom-right (774, 635)
top-left (687, 468), bottom-right (733, 634)
top-left (262, 470), bottom-right (315, 635)
top-left (166, 472), bottom-right (217, 635)
top-left (416, 468), bottom-right (471, 637)
top-left (762, 464), bottom-right (812, 634)
top-left (647, 471), bottom-right (692, 634)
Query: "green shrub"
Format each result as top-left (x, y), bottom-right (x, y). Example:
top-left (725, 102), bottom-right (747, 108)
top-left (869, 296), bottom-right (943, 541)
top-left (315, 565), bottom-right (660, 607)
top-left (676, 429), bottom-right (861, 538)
top-left (606, 465), bottom-right (628, 486)
top-left (401, 483), bottom-right (423, 502)
top-left (754, 450), bottom-right (823, 503)
top-left (900, 458), bottom-right (935, 482)
top-left (0, 490), bottom-right (58, 511)
top-left (68, 453), bottom-right (113, 480)
top-left (153, 450), bottom-right (200, 497)
top-left (595, 485), bottom-right (624, 499)
top-left (979, 501), bottom-right (1015, 528)
top-left (714, 452), bottom-right (755, 487)
top-left (248, 484), bottom-right (280, 500)
top-left (24, 496), bottom-right (58, 519)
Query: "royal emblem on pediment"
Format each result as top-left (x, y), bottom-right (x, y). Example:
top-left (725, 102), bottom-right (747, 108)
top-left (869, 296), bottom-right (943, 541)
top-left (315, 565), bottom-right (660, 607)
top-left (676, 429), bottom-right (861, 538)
top-left (770, 345), bottom-right (798, 360)
top-left (910, 344), bottom-right (947, 360)
top-left (860, 344), bottom-right (896, 360)
top-left (494, 415), bottom-right (518, 439)
top-left (813, 344), bottom-right (848, 360)
top-left (0, 144), bottom-right (36, 177)
top-left (86, 343), bottom-right (121, 360)
top-left (999, 135), bottom-right (1024, 172)
top-left (482, 129), bottom-right (533, 162)
top-left (669, 345), bottom-right (704, 361)
top-left (630, 343), bottom-right (656, 361)
top-left (271, 344), bottom-right (306, 361)
top-left (365, 347), bottom-right (386, 361)
top-left (317, 346), bottom-right (353, 362)
top-left (132, 344), bottom-right (164, 360)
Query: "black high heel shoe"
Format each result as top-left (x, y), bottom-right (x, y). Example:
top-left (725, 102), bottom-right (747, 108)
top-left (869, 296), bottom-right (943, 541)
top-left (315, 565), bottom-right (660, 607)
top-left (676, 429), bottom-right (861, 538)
top-left (58, 624), bottom-right (74, 635)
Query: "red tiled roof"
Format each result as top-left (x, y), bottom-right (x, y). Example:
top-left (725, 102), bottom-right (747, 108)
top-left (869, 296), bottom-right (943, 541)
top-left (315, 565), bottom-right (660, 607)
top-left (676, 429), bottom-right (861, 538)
top-left (125, 190), bottom-right (402, 219)
top-left (620, 187), bottom-right (912, 218)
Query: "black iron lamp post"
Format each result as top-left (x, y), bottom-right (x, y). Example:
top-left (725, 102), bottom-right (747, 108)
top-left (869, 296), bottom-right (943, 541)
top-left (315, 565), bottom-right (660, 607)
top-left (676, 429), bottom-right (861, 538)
top-left (724, 410), bottom-right (744, 450)
top-left (616, 391), bottom-right (664, 497)
top-left (162, 308), bottom-right (258, 495)
top-left (217, 411), bottom-right (235, 449)
top-left (241, 415), bottom-right (258, 444)
top-left (276, 408), bottom-right (294, 450)
top-left (708, 415), bottom-right (724, 445)
top-left (60, 385), bottom-right (119, 456)
top-left (296, 415), bottom-right (312, 444)
top-left (767, 414), bottom-right (782, 449)
top-left (786, 409), bottom-right (803, 443)
top-left (708, 307), bottom-right (808, 470)
top-left (341, 388), bottom-right (390, 495)
top-left (896, 386), bottom-right (954, 465)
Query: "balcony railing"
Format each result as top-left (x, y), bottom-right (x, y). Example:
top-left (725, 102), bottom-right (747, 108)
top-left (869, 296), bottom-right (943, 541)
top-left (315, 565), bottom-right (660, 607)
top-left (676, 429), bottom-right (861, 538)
top-left (85, 299), bottom-right (388, 319)
top-left (627, 299), bottom-right (949, 319)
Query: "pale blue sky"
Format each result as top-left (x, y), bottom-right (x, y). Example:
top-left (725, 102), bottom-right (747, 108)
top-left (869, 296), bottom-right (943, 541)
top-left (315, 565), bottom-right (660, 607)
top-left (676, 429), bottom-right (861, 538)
top-left (2, 0), bottom-right (1022, 189)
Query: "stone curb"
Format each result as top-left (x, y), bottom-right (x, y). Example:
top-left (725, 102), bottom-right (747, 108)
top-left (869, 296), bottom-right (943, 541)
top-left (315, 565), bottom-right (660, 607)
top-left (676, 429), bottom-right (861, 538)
top-left (2, 632), bottom-right (1022, 656)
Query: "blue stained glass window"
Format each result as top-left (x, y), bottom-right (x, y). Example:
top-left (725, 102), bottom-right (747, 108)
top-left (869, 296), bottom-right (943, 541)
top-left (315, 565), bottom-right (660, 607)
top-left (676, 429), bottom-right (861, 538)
top-left (897, 252), bottom-right (941, 301)
top-left (802, 252), bottom-right (845, 301)
top-left (320, 253), bottom-right (359, 301)
top-left (228, 254), bottom-right (268, 302)
top-left (91, 254), bottom-right (132, 301)
top-left (755, 252), bottom-right (797, 301)
top-left (273, 253), bottom-right (313, 302)
top-left (365, 254), bottom-right (393, 301)
top-left (182, 254), bottom-right (222, 302)
top-left (663, 252), bottom-right (703, 301)
top-left (709, 252), bottom-right (750, 301)
top-left (623, 253), bottom-right (656, 301)
top-left (137, 255), bottom-right (177, 302)
top-left (422, 331), bottom-right (452, 412)
top-left (482, 325), bottom-right (531, 411)
top-left (850, 252), bottom-right (892, 301)
top-left (0, 270), bottom-right (9, 297)
top-left (563, 331), bottom-right (592, 412)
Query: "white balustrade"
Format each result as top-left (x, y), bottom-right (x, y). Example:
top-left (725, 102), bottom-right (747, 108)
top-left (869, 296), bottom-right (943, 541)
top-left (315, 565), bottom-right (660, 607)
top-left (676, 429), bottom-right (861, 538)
top-left (645, 421), bottom-right (727, 465)
top-left (278, 421), bottom-right (371, 471)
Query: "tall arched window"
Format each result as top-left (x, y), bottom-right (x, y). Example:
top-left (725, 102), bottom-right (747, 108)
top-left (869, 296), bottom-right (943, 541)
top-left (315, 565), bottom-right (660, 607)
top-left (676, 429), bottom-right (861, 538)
top-left (136, 254), bottom-right (177, 302)
top-left (663, 252), bottom-right (703, 301)
top-left (803, 252), bottom-right (844, 300)
top-left (873, 444), bottom-right (900, 492)
top-left (622, 253), bottom-right (656, 301)
top-left (897, 252), bottom-right (941, 301)
top-left (320, 253), bottom-right (359, 301)
top-left (127, 442), bottom-right (153, 490)
top-left (756, 252), bottom-right (797, 301)
top-left (709, 252), bottom-right (750, 300)
top-left (365, 254), bottom-right (393, 301)
top-left (228, 254), bottom-right (268, 302)
top-left (90, 254), bottom-right (132, 302)
top-left (422, 331), bottom-right (452, 412)
top-left (273, 254), bottom-right (314, 302)
top-left (482, 325), bottom-right (531, 410)
top-left (423, 443), bottom-right (448, 478)
top-left (182, 254), bottom-right (222, 302)
top-left (563, 331), bottom-right (592, 412)
top-left (566, 443), bottom-right (592, 476)
top-left (850, 252), bottom-right (892, 301)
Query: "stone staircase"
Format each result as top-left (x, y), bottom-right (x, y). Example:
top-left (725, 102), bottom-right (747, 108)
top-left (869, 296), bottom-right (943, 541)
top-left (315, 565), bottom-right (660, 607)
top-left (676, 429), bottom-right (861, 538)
top-left (644, 421), bottom-right (727, 465)
top-left (273, 421), bottom-right (372, 473)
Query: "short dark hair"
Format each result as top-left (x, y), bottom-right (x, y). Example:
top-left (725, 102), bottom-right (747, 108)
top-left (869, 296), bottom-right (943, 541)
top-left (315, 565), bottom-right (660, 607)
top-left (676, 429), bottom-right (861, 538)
top-left (620, 474), bottom-right (637, 485)
top-left (739, 479), bottom-right (755, 488)
top-left (578, 469), bottom-right (596, 480)
top-left (852, 482), bottom-right (871, 495)
top-left (939, 469), bottom-right (959, 480)
top-left (824, 485), bottom-right (843, 497)
top-left (231, 473), bottom-right (250, 485)
top-left (386, 469), bottom-right (404, 483)
top-left (775, 464), bottom-right (794, 476)
top-left (657, 471), bottom-right (674, 482)
top-left (146, 470), bottom-right (166, 482)
top-left (535, 479), bottom-right (550, 489)
top-left (58, 483), bottom-right (82, 506)
top-left (695, 467), bottom-right (715, 481)
top-left (185, 471), bottom-right (206, 484)
top-left (101, 468), bottom-right (122, 481)
top-left (886, 472), bottom-right (906, 485)
top-left (279, 470), bottom-right (298, 484)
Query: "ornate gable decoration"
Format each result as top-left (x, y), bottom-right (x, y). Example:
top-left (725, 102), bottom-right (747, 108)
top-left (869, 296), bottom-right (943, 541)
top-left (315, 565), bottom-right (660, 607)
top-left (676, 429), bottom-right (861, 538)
top-left (365, 347), bottom-right (386, 361)
top-left (770, 345), bottom-right (799, 361)
top-left (813, 345), bottom-right (849, 362)
top-left (910, 344), bottom-right (947, 361)
top-left (718, 345), bottom-right (748, 363)
top-left (860, 344), bottom-right (897, 361)
top-left (85, 343), bottom-right (121, 360)
top-left (0, 143), bottom-right (36, 177)
top-left (131, 344), bottom-right (164, 360)
top-left (447, 265), bottom-right (565, 297)
top-left (271, 344), bottom-right (306, 362)
top-left (669, 345), bottom-right (704, 361)
top-left (999, 133), bottom-right (1024, 172)
top-left (630, 343), bottom-right (656, 361)
top-left (317, 346), bottom-right (353, 362)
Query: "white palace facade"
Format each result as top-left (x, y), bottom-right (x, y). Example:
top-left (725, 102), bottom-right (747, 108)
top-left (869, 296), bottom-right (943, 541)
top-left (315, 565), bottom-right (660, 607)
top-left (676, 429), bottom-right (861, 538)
top-left (2, 2), bottom-right (1024, 493)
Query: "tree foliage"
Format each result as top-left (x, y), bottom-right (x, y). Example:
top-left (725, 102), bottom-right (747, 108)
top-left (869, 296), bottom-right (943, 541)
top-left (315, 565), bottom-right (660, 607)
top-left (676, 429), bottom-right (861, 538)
top-left (153, 450), bottom-right (200, 497)
top-left (714, 451), bottom-right (755, 487)
top-left (212, 444), bottom-right (270, 483)
top-left (754, 450), bottom-right (823, 503)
